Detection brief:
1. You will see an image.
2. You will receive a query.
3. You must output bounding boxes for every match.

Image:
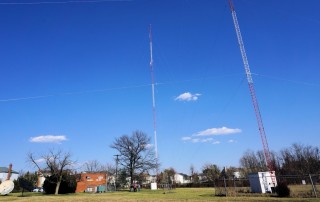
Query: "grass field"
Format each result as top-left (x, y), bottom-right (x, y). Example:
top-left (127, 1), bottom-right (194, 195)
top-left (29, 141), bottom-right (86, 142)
top-left (0, 188), bottom-right (318, 202)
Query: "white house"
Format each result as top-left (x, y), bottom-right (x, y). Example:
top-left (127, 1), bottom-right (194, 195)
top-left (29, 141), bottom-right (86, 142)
top-left (174, 173), bottom-right (190, 184)
top-left (0, 166), bottom-right (19, 182)
top-left (145, 175), bottom-right (157, 184)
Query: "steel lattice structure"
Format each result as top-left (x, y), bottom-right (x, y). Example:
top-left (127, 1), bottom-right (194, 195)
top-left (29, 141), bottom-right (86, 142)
top-left (228, 0), bottom-right (273, 172)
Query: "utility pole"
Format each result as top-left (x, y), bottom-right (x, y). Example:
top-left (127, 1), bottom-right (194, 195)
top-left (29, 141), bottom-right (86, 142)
top-left (114, 154), bottom-right (120, 191)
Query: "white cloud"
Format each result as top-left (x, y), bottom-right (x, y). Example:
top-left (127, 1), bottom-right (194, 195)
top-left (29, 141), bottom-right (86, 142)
top-left (144, 144), bottom-right (153, 148)
top-left (191, 138), bottom-right (200, 143)
top-left (182, 137), bottom-right (192, 141)
top-left (35, 158), bottom-right (45, 163)
top-left (182, 126), bottom-right (241, 144)
top-left (29, 135), bottom-right (67, 144)
top-left (193, 127), bottom-right (241, 137)
top-left (201, 138), bottom-right (214, 143)
top-left (175, 92), bottom-right (201, 101)
top-left (183, 137), bottom-right (214, 144)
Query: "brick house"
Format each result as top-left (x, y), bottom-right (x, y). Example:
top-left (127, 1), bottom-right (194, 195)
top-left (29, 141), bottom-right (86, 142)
top-left (75, 172), bottom-right (107, 193)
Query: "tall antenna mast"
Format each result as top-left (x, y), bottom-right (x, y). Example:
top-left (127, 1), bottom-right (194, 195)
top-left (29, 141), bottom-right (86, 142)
top-left (228, 0), bottom-right (273, 172)
top-left (149, 24), bottom-right (159, 176)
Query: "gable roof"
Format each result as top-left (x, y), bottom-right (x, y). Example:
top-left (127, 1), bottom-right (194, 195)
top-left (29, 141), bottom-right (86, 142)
top-left (0, 167), bottom-right (19, 174)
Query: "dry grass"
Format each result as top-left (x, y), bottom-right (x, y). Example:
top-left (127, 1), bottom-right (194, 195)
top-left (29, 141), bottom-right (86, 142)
top-left (288, 185), bottom-right (317, 198)
top-left (0, 188), bottom-right (318, 202)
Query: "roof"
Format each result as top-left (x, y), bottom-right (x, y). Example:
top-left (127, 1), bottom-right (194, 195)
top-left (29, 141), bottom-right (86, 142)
top-left (0, 167), bottom-right (19, 174)
top-left (177, 173), bottom-right (190, 178)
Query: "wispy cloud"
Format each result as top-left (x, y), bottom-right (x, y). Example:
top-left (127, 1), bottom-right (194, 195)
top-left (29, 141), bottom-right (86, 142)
top-left (182, 137), bottom-right (192, 141)
top-left (193, 127), bottom-right (241, 137)
top-left (175, 92), bottom-right (201, 101)
top-left (182, 136), bottom-right (216, 144)
top-left (182, 127), bottom-right (241, 144)
top-left (29, 135), bottom-right (67, 144)
top-left (190, 138), bottom-right (214, 143)
top-left (228, 139), bottom-right (237, 143)
top-left (35, 158), bottom-right (45, 163)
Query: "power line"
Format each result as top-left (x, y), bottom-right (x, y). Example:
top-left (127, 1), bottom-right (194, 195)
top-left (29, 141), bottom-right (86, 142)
top-left (0, 74), bottom-right (243, 103)
top-left (252, 73), bottom-right (320, 87)
top-left (0, 0), bottom-right (131, 5)
top-left (0, 83), bottom-right (150, 102)
top-left (1, 73), bottom-right (315, 103)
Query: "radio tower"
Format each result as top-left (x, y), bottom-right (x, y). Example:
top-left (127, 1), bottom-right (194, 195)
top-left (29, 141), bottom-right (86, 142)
top-left (149, 24), bottom-right (159, 177)
top-left (228, 0), bottom-right (273, 172)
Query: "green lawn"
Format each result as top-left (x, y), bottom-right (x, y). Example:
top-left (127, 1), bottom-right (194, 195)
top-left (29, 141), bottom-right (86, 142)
top-left (0, 188), bottom-right (318, 202)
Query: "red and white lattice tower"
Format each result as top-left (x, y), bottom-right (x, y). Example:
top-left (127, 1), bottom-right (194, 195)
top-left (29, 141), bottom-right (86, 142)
top-left (228, 0), bottom-right (274, 174)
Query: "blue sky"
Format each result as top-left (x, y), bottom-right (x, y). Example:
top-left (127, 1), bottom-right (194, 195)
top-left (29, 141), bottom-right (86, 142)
top-left (0, 0), bottom-right (319, 174)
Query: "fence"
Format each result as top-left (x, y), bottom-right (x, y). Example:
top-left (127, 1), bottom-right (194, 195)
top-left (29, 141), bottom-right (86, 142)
top-left (174, 174), bottom-right (319, 198)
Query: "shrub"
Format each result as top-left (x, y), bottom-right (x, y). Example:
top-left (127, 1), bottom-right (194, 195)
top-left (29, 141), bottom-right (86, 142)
top-left (275, 182), bottom-right (290, 197)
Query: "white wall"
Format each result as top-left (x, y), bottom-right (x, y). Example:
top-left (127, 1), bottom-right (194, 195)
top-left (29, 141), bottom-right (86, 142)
top-left (249, 172), bottom-right (277, 193)
top-left (174, 174), bottom-right (190, 184)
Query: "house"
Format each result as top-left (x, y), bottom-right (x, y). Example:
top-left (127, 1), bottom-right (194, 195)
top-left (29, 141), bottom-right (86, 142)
top-left (144, 174), bottom-right (157, 184)
top-left (75, 172), bottom-right (107, 193)
top-left (174, 173), bottom-right (191, 184)
top-left (0, 166), bottom-right (19, 182)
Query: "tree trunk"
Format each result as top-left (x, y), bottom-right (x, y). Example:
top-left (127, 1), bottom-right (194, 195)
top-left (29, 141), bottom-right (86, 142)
top-left (130, 169), bottom-right (134, 185)
top-left (55, 175), bottom-right (62, 195)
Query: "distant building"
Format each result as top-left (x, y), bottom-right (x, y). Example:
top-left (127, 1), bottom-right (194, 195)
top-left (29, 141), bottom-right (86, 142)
top-left (75, 172), bottom-right (107, 193)
top-left (174, 173), bottom-right (191, 184)
top-left (0, 166), bottom-right (19, 182)
top-left (233, 171), bottom-right (241, 178)
top-left (144, 174), bottom-right (157, 184)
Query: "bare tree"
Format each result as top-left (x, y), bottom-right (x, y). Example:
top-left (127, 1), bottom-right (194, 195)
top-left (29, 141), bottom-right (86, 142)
top-left (82, 160), bottom-right (104, 173)
top-left (110, 130), bottom-right (157, 185)
top-left (239, 150), bottom-right (268, 175)
top-left (190, 164), bottom-right (199, 183)
top-left (279, 143), bottom-right (320, 175)
top-left (28, 149), bottom-right (74, 195)
top-left (104, 163), bottom-right (116, 175)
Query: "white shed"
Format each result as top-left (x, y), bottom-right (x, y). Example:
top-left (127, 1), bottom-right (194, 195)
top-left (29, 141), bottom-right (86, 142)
top-left (248, 171), bottom-right (277, 193)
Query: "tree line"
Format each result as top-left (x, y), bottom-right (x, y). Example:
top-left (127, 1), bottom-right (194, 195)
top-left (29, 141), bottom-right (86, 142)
top-left (21, 130), bottom-right (319, 195)
top-left (240, 143), bottom-right (320, 176)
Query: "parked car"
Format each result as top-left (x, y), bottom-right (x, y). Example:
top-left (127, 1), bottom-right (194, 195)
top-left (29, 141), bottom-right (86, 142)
top-left (33, 187), bottom-right (43, 192)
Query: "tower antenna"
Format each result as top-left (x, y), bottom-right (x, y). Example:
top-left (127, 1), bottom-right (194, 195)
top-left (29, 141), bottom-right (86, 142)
top-left (149, 24), bottom-right (159, 177)
top-left (228, 0), bottom-right (274, 173)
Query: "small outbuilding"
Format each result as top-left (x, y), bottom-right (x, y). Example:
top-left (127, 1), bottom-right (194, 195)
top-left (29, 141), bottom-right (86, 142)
top-left (248, 171), bottom-right (277, 193)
